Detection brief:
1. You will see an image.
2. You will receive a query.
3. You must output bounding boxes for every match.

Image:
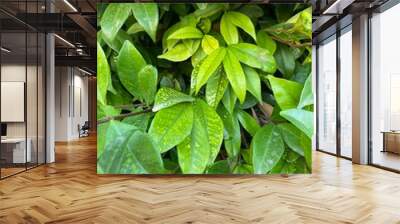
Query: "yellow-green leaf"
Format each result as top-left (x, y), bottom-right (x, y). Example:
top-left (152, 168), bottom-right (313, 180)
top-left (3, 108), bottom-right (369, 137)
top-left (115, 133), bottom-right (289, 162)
top-left (229, 43), bottom-right (276, 73)
top-left (97, 42), bottom-right (109, 105)
top-left (206, 67), bottom-right (228, 108)
top-left (153, 88), bottom-right (194, 112)
top-left (220, 12), bottom-right (238, 45)
top-left (226, 11), bottom-right (256, 42)
top-left (158, 40), bottom-right (200, 62)
top-left (168, 26), bottom-right (203, 40)
top-left (223, 49), bottom-right (246, 103)
top-left (201, 35), bottom-right (219, 54)
top-left (267, 75), bottom-right (303, 110)
top-left (196, 47), bottom-right (226, 93)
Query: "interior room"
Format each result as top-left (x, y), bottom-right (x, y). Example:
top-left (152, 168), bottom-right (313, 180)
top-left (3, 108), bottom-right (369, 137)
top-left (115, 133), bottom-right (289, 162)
top-left (0, 0), bottom-right (399, 223)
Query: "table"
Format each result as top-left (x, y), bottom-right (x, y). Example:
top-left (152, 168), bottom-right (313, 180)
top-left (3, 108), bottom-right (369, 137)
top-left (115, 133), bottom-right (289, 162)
top-left (381, 131), bottom-right (400, 154)
top-left (1, 138), bottom-right (31, 163)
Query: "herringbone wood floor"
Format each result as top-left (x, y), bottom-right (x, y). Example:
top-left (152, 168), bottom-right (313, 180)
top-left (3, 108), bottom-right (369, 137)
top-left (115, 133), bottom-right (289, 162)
top-left (1, 136), bottom-right (400, 224)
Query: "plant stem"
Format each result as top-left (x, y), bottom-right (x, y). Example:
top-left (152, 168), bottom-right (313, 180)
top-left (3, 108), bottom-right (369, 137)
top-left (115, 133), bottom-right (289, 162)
top-left (97, 109), bottom-right (153, 124)
top-left (268, 34), bottom-right (311, 48)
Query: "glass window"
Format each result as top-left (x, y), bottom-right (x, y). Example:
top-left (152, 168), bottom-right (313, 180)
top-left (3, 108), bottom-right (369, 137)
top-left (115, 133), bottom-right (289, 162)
top-left (339, 27), bottom-right (352, 158)
top-left (318, 35), bottom-right (337, 154)
top-left (371, 3), bottom-right (400, 171)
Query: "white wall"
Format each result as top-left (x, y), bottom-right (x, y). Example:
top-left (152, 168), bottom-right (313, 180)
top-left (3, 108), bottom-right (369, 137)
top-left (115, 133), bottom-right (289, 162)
top-left (54, 66), bottom-right (89, 141)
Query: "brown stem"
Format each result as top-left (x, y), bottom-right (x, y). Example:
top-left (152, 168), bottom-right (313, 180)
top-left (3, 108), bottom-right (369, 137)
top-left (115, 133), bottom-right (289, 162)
top-left (251, 107), bottom-right (260, 125)
top-left (268, 34), bottom-right (311, 48)
top-left (97, 109), bottom-right (153, 124)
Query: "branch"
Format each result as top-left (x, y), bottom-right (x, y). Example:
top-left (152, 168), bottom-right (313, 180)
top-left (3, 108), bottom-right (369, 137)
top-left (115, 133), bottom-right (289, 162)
top-left (269, 35), bottom-right (311, 48)
top-left (97, 109), bottom-right (153, 124)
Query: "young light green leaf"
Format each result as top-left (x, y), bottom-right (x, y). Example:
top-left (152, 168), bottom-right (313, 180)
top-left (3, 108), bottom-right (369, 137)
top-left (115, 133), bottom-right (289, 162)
top-left (256, 31), bottom-right (277, 54)
top-left (274, 43), bottom-right (295, 78)
top-left (267, 75), bottom-right (303, 110)
top-left (298, 74), bottom-right (313, 108)
top-left (220, 13), bottom-right (238, 45)
top-left (167, 26), bottom-right (203, 40)
top-left (226, 11), bottom-right (256, 41)
top-left (223, 49), bottom-right (247, 103)
top-left (117, 41), bottom-right (147, 97)
top-left (217, 106), bottom-right (241, 158)
top-left (126, 131), bottom-right (165, 174)
top-left (137, 65), bottom-right (158, 104)
top-left (97, 42), bottom-right (109, 105)
top-left (178, 100), bottom-right (223, 173)
top-left (158, 40), bottom-right (200, 62)
top-left (222, 86), bottom-right (237, 114)
top-left (243, 65), bottom-right (262, 102)
top-left (201, 35), bottom-right (220, 55)
top-left (149, 103), bottom-right (194, 153)
top-left (196, 47), bottom-right (226, 93)
top-left (131, 3), bottom-right (159, 42)
top-left (100, 4), bottom-right (131, 41)
top-left (229, 43), bottom-right (276, 73)
top-left (206, 67), bottom-right (229, 108)
top-left (237, 109), bottom-right (260, 136)
top-left (153, 88), bottom-right (195, 112)
top-left (280, 108), bottom-right (313, 139)
top-left (251, 124), bottom-right (284, 174)
top-left (98, 121), bottom-right (139, 173)
top-left (277, 123), bottom-right (309, 156)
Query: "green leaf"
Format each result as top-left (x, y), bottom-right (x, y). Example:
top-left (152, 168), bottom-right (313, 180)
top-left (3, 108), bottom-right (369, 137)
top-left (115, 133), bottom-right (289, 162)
top-left (274, 43), bottom-right (295, 78)
top-left (117, 41), bottom-right (147, 97)
top-left (158, 40), bottom-right (200, 62)
top-left (222, 86), bottom-right (237, 114)
top-left (131, 3), bottom-right (159, 42)
top-left (217, 106), bottom-right (241, 158)
top-left (256, 31), bottom-right (276, 54)
top-left (220, 12), bottom-right (238, 45)
top-left (97, 102), bottom-right (121, 120)
top-left (226, 11), bottom-right (256, 41)
top-left (241, 149), bottom-right (252, 165)
top-left (206, 67), bottom-right (228, 108)
top-left (207, 160), bottom-right (230, 174)
top-left (97, 43), bottom-right (109, 105)
top-left (168, 26), bottom-right (203, 40)
top-left (233, 164), bottom-right (253, 174)
top-left (100, 4), bottom-right (131, 41)
top-left (277, 123), bottom-right (309, 157)
top-left (229, 43), bottom-right (276, 73)
top-left (267, 75), bottom-right (303, 110)
top-left (298, 74), bottom-right (313, 108)
top-left (178, 100), bottom-right (224, 173)
top-left (251, 124), bottom-right (284, 174)
top-left (196, 47), bottom-right (226, 93)
top-left (97, 122), bottom-right (109, 159)
top-left (153, 88), bottom-right (195, 112)
top-left (98, 121), bottom-right (139, 173)
top-left (126, 131), bottom-right (165, 174)
top-left (237, 109), bottom-right (260, 136)
top-left (280, 108), bottom-right (313, 139)
top-left (149, 103), bottom-right (194, 153)
top-left (127, 22), bottom-right (145, 35)
top-left (223, 49), bottom-right (247, 103)
top-left (122, 109), bottom-right (151, 132)
top-left (201, 35), bottom-right (220, 55)
top-left (243, 66), bottom-right (262, 102)
top-left (137, 65), bottom-right (158, 104)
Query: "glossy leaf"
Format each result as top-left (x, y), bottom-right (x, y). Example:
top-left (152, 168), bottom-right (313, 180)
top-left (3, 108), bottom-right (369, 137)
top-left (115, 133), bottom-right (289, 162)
top-left (237, 109), bottom-right (260, 136)
top-left (178, 100), bottom-right (223, 173)
top-left (122, 110), bottom-right (150, 132)
top-left (243, 65), bottom-right (262, 102)
top-left (117, 41), bottom-right (147, 97)
top-left (217, 106), bottom-right (241, 158)
top-left (202, 35), bottom-right (219, 55)
top-left (222, 86), bottom-right (237, 114)
top-left (97, 42), bottom-right (110, 104)
top-left (126, 131), bottom-right (165, 173)
top-left (206, 67), bottom-right (228, 108)
top-left (256, 31), bottom-right (276, 54)
top-left (229, 43), bottom-right (276, 73)
top-left (153, 88), bottom-right (195, 112)
top-left (274, 43), bottom-right (295, 78)
top-left (131, 3), bottom-right (159, 42)
top-left (196, 47), bottom-right (226, 93)
top-left (149, 103), bottom-right (194, 153)
top-left (226, 11), bottom-right (256, 41)
top-left (223, 49), bottom-right (247, 103)
top-left (280, 108), bottom-right (313, 139)
top-left (220, 12), bottom-right (238, 45)
top-left (137, 65), bottom-right (158, 104)
top-left (298, 74), bottom-right (313, 108)
top-left (267, 75), bottom-right (303, 110)
top-left (158, 40), bottom-right (200, 62)
top-left (251, 124), bottom-right (284, 174)
top-left (277, 123), bottom-right (308, 156)
top-left (101, 4), bottom-right (131, 41)
top-left (168, 26), bottom-right (203, 40)
top-left (207, 160), bottom-right (230, 174)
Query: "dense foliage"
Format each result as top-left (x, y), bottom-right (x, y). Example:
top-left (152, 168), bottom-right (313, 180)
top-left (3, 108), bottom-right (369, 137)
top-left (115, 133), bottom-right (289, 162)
top-left (97, 3), bottom-right (313, 174)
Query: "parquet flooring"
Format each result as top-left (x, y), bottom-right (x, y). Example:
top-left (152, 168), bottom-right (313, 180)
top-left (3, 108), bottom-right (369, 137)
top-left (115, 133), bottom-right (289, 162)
top-left (1, 135), bottom-right (400, 223)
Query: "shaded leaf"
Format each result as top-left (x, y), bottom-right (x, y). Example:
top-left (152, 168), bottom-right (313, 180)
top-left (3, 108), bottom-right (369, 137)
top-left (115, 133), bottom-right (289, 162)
top-left (207, 160), bottom-right (230, 174)
top-left (137, 65), bottom-right (158, 104)
top-left (217, 106), bottom-right (241, 158)
top-left (274, 43), bottom-right (296, 78)
top-left (222, 86), bottom-right (237, 114)
top-left (237, 109), bottom-right (260, 136)
top-left (256, 31), bottom-right (276, 54)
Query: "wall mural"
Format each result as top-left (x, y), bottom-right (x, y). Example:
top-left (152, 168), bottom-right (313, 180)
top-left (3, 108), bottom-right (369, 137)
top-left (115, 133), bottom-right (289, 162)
top-left (97, 3), bottom-right (313, 174)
